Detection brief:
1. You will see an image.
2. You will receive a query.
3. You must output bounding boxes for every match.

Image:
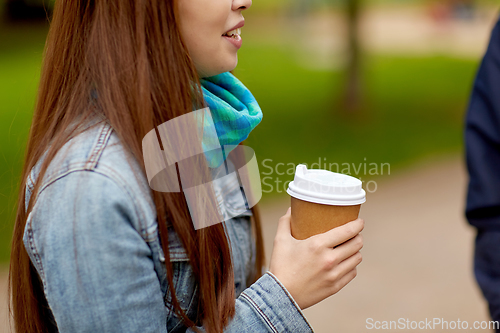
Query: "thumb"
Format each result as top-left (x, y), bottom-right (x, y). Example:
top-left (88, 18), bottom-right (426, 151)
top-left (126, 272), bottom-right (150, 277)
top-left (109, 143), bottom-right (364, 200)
top-left (276, 207), bottom-right (292, 236)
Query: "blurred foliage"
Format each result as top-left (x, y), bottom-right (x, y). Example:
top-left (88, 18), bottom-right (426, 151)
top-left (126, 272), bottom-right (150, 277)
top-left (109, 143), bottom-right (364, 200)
top-left (249, 0), bottom-right (499, 15)
top-left (0, 24), bottom-right (47, 265)
top-left (236, 44), bottom-right (476, 197)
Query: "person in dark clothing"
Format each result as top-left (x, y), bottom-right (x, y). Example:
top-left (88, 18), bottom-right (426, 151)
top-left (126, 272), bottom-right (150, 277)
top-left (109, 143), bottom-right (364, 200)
top-left (465, 14), bottom-right (500, 332)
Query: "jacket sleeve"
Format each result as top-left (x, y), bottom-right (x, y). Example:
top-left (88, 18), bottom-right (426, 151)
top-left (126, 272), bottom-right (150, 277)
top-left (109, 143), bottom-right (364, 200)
top-left (24, 170), bottom-right (169, 332)
top-left (465, 15), bottom-right (500, 323)
top-left (465, 15), bottom-right (500, 230)
top-left (185, 271), bottom-right (314, 333)
top-left (24, 170), bottom-right (313, 333)
top-left (233, 271), bottom-right (314, 332)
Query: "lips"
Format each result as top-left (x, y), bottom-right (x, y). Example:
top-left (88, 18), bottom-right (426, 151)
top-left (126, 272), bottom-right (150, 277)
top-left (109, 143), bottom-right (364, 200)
top-left (222, 20), bottom-right (244, 49)
top-left (222, 33), bottom-right (242, 49)
top-left (222, 20), bottom-right (244, 36)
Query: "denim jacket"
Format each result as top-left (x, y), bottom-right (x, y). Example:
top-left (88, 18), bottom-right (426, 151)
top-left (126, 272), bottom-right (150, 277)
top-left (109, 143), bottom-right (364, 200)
top-left (23, 115), bottom-right (314, 332)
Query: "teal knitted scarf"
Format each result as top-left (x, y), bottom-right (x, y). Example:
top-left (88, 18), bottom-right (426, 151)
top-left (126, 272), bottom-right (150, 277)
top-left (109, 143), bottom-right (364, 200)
top-left (199, 71), bottom-right (263, 168)
top-left (90, 71), bottom-right (261, 169)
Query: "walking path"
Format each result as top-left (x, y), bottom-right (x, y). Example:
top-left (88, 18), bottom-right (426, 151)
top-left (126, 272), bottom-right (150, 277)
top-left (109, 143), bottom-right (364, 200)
top-left (0, 156), bottom-right (493, 332)
top-left (0, 267), bottom-right (10, 333)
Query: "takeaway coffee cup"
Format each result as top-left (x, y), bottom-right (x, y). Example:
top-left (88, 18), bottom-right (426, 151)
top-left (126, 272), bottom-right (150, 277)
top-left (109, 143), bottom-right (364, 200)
top-left (286, 164), bottom-right (366, 240)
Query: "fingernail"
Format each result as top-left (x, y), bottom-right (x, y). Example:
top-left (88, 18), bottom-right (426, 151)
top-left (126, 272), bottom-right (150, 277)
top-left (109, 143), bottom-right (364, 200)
top-left (287, 207), bottom-right (291, 213)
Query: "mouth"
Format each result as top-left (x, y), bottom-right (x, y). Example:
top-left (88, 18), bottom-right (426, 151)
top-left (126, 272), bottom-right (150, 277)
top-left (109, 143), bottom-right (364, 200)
top-left (222, 28), bottom-right (241, 39)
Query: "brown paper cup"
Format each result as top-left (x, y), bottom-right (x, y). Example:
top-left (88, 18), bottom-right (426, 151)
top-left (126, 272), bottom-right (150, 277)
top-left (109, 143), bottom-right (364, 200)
top-left (290, 196), bottom-right (361, 240)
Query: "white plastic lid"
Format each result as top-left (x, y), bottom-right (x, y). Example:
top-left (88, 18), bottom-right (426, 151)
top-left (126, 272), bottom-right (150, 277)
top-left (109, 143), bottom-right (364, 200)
top-left (286, 164), bottom-right (366, 205)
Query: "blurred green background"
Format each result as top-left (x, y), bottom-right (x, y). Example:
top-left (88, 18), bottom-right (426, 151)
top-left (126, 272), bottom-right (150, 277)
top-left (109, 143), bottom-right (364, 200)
top-left (0, 0), bottom-right (499, 264)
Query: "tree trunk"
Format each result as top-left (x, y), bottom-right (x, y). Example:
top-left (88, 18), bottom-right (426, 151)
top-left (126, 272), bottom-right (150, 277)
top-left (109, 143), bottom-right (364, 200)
top-left (343, 0), bottom-right (362, 112)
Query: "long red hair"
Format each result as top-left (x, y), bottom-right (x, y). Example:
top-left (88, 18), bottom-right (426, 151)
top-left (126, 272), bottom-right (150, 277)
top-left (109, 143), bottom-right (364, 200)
top-left (9, 1), bottom-right (265, 332)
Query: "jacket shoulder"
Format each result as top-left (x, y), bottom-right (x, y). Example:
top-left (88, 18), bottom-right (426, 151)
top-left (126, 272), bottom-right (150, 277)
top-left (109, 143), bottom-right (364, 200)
top-left (25, 116), bottom-right (157, 240)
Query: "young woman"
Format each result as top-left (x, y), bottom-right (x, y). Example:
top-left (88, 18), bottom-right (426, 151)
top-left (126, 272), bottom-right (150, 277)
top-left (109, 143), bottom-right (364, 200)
top-left (9, 0), bottom-right (365, 332)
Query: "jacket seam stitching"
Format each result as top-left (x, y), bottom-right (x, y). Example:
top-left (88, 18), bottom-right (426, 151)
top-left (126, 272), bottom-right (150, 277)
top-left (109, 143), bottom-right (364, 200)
top-left (184, 282), bottom-right (198, 315)
top-left (167, 262), bottom-right (186, 331)
top-left (169, 281), bottom-right (199, 332)
top-left (26, 216), bottom-right (46, 286)
top-left (240, 292), bottom-right (279, 333)
top-left (32, 168), bottom-right (148, 242)
top-left (27, 171), bottom-right (34, 192)
top-left (35, 164), bottom-right (151, 241)
top-left (84, 168), bottom-right (150, 238)
top-left (36, 163), bottom-right (93, 198)
top-left (85, 121), bottom-right (113, 170)
top-left (31, 162), bottom-right (150, 242)
top-left (92, 164), bottom-right (150, 240)
top-left (265, 272), bottom-right (314, 331)
top-left (32, 121), bottom-right (111, 202)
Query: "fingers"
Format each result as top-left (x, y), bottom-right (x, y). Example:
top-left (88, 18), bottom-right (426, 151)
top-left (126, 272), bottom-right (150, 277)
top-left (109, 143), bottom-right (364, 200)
top-left (336, 250), bottom-right (363, 274)
top-left (331, 234), bottom-right (363, 264)
top-left (328, 251), bottom-right (362, 292)
top-left (330, 268), bottom-right (358, 295)
top-left (318, 218), bottom-right (364, 248)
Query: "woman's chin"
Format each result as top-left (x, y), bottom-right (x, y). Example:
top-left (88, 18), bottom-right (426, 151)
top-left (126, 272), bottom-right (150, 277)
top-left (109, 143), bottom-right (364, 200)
top-left (217, 52), bottom-right (238, 72)
top-left (225, 57), bottom-right (238, 73)
top-left (202, 66), bottom-right (238, 78)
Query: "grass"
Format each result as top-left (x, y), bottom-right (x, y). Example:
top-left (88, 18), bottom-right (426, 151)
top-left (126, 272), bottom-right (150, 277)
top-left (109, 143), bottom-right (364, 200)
top-left (0, 23), bottom-right (46, 265)
top-left (0, 23), bottom-right (480, 264)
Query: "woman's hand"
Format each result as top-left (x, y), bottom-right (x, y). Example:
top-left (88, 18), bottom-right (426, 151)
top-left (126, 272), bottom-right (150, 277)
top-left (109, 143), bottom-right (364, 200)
top-left (268, 207), bottom-right (364, 310)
